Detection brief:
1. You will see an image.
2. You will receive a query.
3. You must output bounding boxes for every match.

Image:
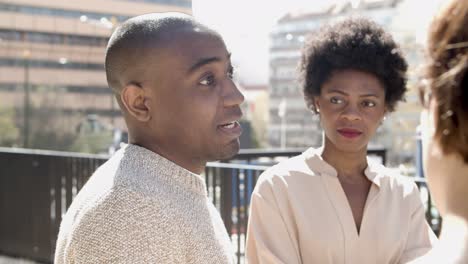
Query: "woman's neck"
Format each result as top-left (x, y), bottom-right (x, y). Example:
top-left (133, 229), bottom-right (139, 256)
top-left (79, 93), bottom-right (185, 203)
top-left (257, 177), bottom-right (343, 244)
top-left (320, 140), bottom-right (368, 180)
top-left (441, 156), bottom-right (468, 220)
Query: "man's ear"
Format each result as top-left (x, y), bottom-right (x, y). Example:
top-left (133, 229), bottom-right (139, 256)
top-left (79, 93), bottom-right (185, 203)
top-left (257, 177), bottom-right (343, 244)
top-left (120, 83), bottom-right (151, 122)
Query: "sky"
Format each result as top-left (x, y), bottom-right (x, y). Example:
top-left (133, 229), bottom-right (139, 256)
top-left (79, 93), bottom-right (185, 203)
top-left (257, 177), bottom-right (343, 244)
top-left (192, 0), bottom-right (445, 85)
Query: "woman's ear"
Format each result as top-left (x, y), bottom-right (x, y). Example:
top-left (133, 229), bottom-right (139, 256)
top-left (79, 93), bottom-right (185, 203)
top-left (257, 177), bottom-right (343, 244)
top-left (313, 96), bottom-right (321, 113)
top-left (120, 83), bottom-right (151, 122)
top-left (381, 107), bottom-right (388, 123)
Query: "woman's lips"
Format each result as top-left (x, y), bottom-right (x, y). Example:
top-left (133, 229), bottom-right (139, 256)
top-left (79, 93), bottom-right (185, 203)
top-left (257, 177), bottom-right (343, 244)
top-left (337, 128), bottom-right (363, 139)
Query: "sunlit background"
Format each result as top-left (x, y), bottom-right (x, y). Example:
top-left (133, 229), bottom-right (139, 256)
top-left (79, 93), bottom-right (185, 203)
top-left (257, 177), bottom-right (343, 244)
top-left (195, 0), bottom-right (446, 169)
top-left (0, 1), bottom-right (449, 263)
top-left (0, 0), bottom-right (446, 168)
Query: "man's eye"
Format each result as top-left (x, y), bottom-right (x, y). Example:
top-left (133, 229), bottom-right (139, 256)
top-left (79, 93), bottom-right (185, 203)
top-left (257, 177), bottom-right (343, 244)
top-left (330, 97), bottom-right (343, 104)
top-left (362, 100), bottom-right (376, 107)
top-left (199, 75), bottom-right (215, 86)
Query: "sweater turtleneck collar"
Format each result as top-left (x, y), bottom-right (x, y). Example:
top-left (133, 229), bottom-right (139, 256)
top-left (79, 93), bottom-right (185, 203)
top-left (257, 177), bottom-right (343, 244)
top-left (115, 144), bottom-right (207, 196)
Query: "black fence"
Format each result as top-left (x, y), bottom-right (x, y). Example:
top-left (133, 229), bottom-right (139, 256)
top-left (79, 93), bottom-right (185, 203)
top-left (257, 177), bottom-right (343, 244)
top-left (0, 147), bottom-right (438, 264)
top-left (0, 148), bottom-right (107, 263)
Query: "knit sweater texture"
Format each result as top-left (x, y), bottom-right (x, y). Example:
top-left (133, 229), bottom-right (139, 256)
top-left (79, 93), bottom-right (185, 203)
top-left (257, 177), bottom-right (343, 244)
top-left (54, 144), bottom-right (234, 263)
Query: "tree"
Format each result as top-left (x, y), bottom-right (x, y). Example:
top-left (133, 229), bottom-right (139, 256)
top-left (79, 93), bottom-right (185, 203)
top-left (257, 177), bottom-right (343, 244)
top-left (24, 88), bottom-right (78, 151)
top-left (70, 115), bottom-right (113, 154)
top-left (0, 107), bottom-right (19, 147)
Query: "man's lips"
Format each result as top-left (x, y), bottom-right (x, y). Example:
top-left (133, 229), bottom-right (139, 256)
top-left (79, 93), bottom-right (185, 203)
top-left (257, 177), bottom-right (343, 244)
top-left (217, 121), bottom-right (242, 138)
top-left (217, 108), bottom-right (243, 138)
top-left (337, 128), bottom-right (362, 139)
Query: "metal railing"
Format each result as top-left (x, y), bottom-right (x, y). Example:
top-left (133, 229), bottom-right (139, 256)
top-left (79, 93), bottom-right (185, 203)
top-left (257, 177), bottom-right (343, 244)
top-left (0, 148), bottom-right (107, 263)
top-left (0, 147), bottom-right (437, 264)
top-left (205, 162), bottom-right (269, 264)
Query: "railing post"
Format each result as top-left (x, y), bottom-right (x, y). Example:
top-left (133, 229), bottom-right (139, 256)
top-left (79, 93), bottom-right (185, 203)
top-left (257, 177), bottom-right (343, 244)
top-left (220, 168), bottom-right (233, 237)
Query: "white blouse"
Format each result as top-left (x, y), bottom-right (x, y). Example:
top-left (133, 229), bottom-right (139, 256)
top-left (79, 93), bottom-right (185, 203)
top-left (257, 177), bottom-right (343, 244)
top-left (246, 148), bottom-right (436, 264)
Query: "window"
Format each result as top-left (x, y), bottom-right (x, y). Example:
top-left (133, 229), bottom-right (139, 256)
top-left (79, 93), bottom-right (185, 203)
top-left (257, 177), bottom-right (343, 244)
top-left (0, 57), bottom-right (104, 71)
top-left (0, 3), bottom-right (130, 23)
top-left (0, 30), bottom-right (108, 47)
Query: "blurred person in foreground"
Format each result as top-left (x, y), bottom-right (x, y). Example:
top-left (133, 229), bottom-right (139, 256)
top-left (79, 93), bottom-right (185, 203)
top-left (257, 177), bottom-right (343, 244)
top-left (246, 17), bottom-right (436, 264)
top-left (410, 0), bottom-right (468, 263)
top-left (54, 12), bottom-right (243, 264)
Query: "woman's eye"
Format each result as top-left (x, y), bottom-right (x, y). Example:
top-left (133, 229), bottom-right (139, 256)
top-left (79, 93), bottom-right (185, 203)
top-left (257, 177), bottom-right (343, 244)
top-left (330, 97), bottom-right (343, 104)
top-left (362, 100), bottom-right (376, 107)
top-left (199, 75), bottom-right (215, 86)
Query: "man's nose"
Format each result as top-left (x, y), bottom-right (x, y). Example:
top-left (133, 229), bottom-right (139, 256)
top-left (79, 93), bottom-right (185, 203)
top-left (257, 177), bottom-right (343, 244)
top-left (222, 80), bottom-right (244, 107)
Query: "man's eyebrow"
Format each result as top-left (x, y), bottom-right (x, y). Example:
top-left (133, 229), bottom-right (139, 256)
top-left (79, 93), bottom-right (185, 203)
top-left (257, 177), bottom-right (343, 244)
top-left (187, 53), bottom-right (232, 74)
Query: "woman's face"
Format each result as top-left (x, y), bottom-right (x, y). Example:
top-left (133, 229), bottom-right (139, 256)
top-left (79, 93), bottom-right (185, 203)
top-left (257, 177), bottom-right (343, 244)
top-left (314, 69), bottom-right (387, 153)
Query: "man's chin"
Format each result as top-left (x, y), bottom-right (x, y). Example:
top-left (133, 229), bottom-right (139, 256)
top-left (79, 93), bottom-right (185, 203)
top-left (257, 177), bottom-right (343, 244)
top-left (211, 139), bottom-right (241, 161)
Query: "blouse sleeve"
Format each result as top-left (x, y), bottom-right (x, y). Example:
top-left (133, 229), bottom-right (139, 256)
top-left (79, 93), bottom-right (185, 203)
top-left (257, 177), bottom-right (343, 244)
top-left (399, 184), bottom-right (438, 263)
top-left (246, 186), bottom-right (301, 264)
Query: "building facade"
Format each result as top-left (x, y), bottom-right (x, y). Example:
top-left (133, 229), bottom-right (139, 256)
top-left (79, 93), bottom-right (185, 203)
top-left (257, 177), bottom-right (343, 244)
top-left (0, 0), bottom-right (191, 148)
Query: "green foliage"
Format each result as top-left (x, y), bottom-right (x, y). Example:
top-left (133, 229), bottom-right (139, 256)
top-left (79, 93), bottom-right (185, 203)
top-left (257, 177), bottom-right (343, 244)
top-left (25, 101), bottom-right (77, 151)
top-left (0, 107), bottom-right (19, 147)
top-left (28, 128), bottom-right (76, 151)
top-left (70, 130), bottom-right (113, 154)
top-left (2, 85), bottom-right (114, 153)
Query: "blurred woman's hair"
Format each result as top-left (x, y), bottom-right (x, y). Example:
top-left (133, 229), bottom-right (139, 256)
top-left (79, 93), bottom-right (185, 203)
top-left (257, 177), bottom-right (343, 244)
top-left (423, 0), bottom-right (468, 162)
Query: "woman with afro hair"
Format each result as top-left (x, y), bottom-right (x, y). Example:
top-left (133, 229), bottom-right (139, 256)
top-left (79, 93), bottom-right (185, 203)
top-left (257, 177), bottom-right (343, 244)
top-left (246, 17), bottom-right (436, 264)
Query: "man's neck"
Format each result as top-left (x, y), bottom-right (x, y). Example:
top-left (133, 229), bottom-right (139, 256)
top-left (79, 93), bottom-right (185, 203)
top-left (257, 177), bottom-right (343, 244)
top-left (129, 138), bottom-right (205, 175)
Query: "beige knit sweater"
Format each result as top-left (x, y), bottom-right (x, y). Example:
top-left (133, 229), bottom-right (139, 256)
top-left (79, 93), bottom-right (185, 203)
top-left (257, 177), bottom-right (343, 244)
top-left (54, 144), bottom-right (234, 264)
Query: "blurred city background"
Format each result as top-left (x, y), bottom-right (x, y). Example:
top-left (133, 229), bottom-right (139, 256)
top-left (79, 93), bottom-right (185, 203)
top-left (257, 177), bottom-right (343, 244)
top-left (0, 0), bottom-right (445, 170)
top-left (0, 0), bottom-right (445, 263)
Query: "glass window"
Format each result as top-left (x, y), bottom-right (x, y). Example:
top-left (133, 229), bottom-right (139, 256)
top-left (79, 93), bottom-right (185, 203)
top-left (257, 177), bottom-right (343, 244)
top-left (0, 30), bottom-right (108, 47)
top-left (0, 3), bottom-right (131, 23)
top-left (0, 57), bottom-right (104, 71)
